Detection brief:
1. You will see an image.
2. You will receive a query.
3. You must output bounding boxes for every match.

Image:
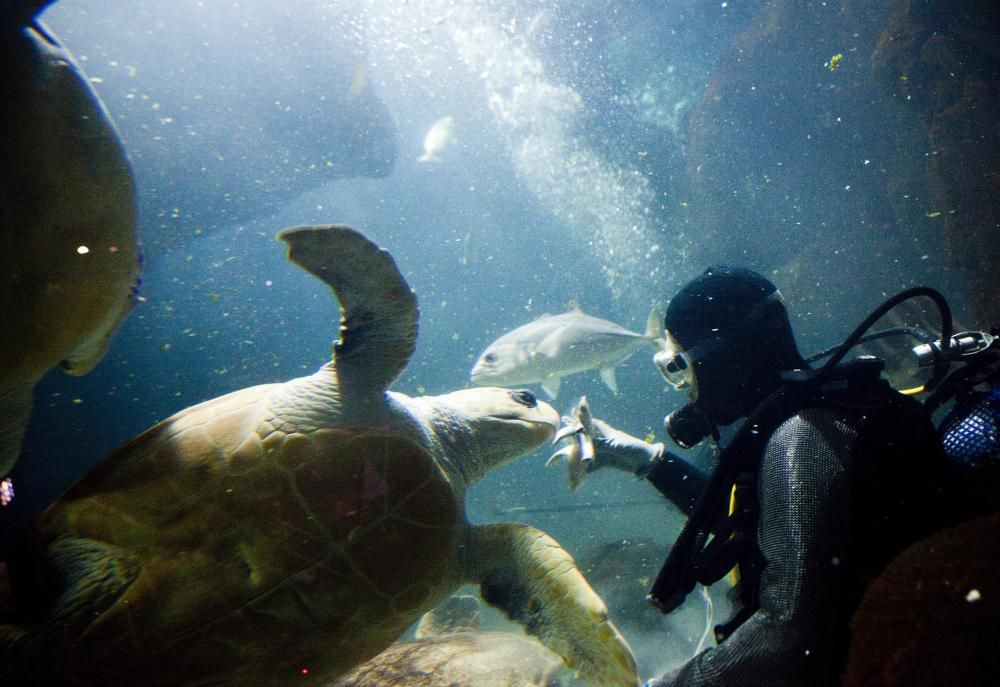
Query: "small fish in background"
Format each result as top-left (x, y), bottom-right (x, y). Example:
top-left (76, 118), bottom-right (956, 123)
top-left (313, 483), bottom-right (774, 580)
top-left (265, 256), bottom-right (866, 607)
top-left (417, 115), bottom-right (456, 162)
top-left (347, 63), bottom-right (368, 100)
top-left (471, 304), bottom-right (663, 399)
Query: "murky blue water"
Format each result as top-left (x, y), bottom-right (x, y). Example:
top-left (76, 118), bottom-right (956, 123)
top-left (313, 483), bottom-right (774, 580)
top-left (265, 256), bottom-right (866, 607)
top-left (6, 0), bottom-right (983, 680)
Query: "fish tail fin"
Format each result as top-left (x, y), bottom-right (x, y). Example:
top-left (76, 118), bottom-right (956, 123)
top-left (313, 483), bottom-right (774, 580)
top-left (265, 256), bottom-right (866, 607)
top-left (644, 305), bottom-right (663, 342)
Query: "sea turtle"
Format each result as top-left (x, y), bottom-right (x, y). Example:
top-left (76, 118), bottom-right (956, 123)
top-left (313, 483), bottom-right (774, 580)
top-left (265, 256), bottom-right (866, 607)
top-left (0, 225), bottom-right (639, 687)
top-left (0, 0), bottom-right (141, 478)
top-left (332, 595), bottom-right (579, 687)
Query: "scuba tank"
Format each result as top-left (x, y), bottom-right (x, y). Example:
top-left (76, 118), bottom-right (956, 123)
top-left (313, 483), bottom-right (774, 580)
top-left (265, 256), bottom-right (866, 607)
top-left (920, 327), bottom-right (1000, 509)
top-left (919, 328), bottom-right (1000, 466)
top-left (940, 384), bottom-right (1000, 467)
top-left (800, 299), bottom-right (1000, 469)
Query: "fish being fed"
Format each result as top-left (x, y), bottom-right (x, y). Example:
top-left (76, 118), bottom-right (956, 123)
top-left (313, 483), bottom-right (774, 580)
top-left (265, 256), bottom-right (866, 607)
top-left (418, 114), bottom-right (456, 162)
top-left (547, 395), bottom-right (597, 492)
top-left (470, 306), bottom-right (663, 399)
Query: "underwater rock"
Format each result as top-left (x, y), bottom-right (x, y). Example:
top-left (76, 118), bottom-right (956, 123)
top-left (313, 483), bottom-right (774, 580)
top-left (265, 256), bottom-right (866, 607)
top-left (843, 511), bottom-right (1000, 687)
top-left (867, 0), bottom-right (1000, 327)
top-left (682, 0), bottom-right (950, 321)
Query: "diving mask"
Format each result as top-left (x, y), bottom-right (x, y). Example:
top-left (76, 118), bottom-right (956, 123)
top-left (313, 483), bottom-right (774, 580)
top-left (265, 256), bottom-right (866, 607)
top-left (654, 347), bottom-right (695, 390)
top-left (654, 335), bottom-right (723, 391)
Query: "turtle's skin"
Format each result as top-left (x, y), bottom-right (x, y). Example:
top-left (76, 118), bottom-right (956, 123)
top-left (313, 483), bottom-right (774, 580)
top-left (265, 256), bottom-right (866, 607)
top-left (0, 225), bottom-right (639, 687)
top-left (0, 0), bottom-right (141, 477)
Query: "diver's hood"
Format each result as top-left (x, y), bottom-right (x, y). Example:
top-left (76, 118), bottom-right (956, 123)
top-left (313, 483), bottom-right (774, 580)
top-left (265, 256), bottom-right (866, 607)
top-left (664, 266), bottom-right (806, 439)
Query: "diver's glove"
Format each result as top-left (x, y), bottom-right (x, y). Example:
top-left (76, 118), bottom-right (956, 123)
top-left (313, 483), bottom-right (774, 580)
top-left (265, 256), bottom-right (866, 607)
top-left (547, 396), bottom-right (665, 491)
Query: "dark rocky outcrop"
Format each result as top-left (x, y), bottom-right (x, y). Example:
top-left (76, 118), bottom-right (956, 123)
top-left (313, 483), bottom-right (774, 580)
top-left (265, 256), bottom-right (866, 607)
top-left (867, 0), bottom-right (1000, 326)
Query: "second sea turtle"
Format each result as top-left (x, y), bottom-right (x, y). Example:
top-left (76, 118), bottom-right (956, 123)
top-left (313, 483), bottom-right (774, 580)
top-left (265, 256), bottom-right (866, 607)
top-left (332, 595), bottom-right (578, 687)
top-left (1, 0), bottom-right (141, 478)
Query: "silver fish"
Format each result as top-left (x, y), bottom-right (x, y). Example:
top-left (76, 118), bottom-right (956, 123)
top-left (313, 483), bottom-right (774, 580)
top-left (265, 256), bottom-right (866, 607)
top-left (547, 396), bottom-right (596, 492)
top-left (471, 306), bottom-right (662, 399)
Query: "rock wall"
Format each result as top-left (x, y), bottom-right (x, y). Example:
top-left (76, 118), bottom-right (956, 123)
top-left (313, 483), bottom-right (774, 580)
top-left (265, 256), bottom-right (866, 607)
top-left (682, 0), bottom-right (996, 332)
top-left (868, 0), bottom-right (1000, 326)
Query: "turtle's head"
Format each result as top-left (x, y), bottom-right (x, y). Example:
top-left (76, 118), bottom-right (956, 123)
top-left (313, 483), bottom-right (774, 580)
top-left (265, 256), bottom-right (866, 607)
top-left (421, 387), bottom-right (559, 484)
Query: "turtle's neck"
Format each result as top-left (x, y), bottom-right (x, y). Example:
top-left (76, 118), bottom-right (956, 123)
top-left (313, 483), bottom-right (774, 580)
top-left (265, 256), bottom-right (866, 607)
top-left (392, 394), bottom-right (519, 490)
top-left (426, 408), bottom-right (489, 488)
top-left (262, 365), bottom-right (343, 431)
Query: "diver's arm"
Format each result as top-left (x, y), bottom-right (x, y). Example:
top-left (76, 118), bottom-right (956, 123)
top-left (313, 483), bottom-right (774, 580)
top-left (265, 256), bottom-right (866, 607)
top-left (642, 452), bottom-right (707, 517)
top-left (651, 409), bottom-right (855, 687)
top-left (583, 418), bottom-right (708, 514)
top-left (550, 408), bottom-right (708, 514)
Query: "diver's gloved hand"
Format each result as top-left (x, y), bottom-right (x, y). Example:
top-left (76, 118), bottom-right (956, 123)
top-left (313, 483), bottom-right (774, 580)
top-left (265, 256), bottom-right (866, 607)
top-left (547, 396), bottom-right (665, 491)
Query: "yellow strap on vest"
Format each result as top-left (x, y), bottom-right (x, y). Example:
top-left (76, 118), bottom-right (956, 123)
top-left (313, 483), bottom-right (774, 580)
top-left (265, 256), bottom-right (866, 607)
top-left (727, 484), bottom-right (740, 586)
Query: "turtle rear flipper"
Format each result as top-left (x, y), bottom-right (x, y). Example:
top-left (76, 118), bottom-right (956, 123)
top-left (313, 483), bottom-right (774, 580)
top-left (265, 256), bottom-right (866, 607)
top-left (464, 523), bottom-right (640, 687)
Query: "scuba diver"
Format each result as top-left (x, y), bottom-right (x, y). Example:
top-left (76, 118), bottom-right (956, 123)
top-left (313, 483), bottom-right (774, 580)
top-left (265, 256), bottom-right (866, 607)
top-left (553, 266), bottom-right (999, 686)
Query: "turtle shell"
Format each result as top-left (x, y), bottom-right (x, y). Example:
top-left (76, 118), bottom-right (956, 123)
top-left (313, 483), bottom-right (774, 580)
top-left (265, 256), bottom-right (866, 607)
top-left (18, 385), bottom-right (463, 685)
top-left (332, 630), bottom-right (572, 687)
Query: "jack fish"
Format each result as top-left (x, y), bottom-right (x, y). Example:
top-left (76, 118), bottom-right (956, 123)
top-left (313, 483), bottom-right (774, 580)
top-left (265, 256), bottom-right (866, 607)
top-left (470, 306), bottom-right (662, 399)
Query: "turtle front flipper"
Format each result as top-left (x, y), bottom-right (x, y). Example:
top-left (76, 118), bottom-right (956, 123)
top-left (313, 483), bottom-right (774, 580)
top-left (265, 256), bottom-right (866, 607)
top-left (277, 225), bottom-right (418, 397)
top-left (463, 522), bottom-right (640, 687)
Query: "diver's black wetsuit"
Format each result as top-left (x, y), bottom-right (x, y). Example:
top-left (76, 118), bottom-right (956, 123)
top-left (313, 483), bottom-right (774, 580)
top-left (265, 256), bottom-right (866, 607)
top-left (643, 405), bottom-right (948, 687)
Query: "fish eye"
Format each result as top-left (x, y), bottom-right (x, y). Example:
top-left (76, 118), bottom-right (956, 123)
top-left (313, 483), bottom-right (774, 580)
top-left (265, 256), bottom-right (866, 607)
top-left (511, 389), bottom-right (538, 407)
top-left (484, 353), bottom-right (497, 363)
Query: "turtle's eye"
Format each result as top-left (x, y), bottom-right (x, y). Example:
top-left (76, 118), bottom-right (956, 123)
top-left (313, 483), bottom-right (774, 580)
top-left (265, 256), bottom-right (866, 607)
top-left (511, 389), bottom-right (538, 407)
